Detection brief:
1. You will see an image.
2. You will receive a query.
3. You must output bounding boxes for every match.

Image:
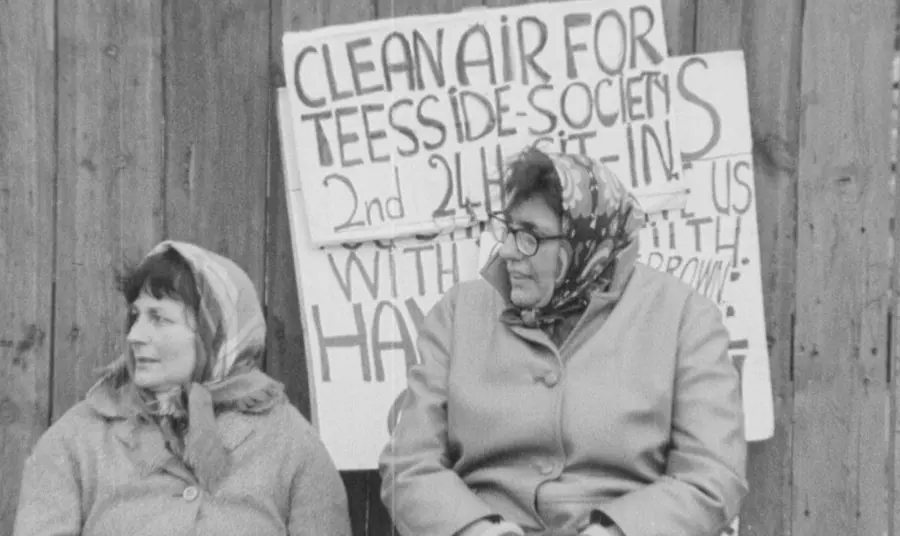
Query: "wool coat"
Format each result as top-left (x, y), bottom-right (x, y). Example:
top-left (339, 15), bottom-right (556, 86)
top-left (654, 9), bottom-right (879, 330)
top-left (14, 240), bottom-right (351, 536)
top-left (379, 264), bottom-right (748, 536)
top-left (14, 388), bottom-right (351, 536)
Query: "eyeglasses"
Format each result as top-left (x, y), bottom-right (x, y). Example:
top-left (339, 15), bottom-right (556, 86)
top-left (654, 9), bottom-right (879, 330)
top-left (488, 213), bottom-right (566, 257)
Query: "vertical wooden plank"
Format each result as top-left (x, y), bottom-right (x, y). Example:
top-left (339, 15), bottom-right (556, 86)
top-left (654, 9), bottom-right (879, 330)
top-left (893, 16), bottom-right (900, 536)
top-left (376, 0), bottom-right (481, 19)
top-left (0, 2), bottom-right (55, 531)
top-left (662, 0), bottom-right (697, 56)
top-left (694, 0), bottom-right (744, 53)
top-left (696, 1), bottom-right (805, 534)
top-left (271, 0), bottom-right (375, 534)
top-left (163, 0), bottom-right (270, 293)
top-left (54, 0), bottom-right (164, 417)
top-left (265, 90), bottom-right (311, 419)
top-left (740, 0), bottom-right (803, 534)
top-left (794, 0), bottom-right (894, 534)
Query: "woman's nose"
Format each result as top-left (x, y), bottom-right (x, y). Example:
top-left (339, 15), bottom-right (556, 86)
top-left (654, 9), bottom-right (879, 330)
top-left (126, 317), bottom-right (149, 344)
top-left (496, 233), bottom-right (521, 260)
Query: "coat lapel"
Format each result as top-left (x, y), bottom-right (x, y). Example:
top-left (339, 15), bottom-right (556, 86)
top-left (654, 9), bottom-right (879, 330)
top-left (113, 420), bottom-right (197, 484)
top-left (217, 412), bottom-right (256, 452)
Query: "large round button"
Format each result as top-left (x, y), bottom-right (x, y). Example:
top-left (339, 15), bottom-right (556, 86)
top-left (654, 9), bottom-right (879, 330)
top-left (182, 486), bottom-right (200, 501)
top-left (543, 372), bottom-right (559, 386)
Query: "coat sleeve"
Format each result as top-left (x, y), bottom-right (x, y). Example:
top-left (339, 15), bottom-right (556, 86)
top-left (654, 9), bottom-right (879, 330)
top-left (287, 410), bottom-right (353, 536)
top-left (379, 287), bottom-right (498, 536)
top-left (594, 292), bottom-right (749, 536)
top-left (13, 420), bottom-right (83, 536)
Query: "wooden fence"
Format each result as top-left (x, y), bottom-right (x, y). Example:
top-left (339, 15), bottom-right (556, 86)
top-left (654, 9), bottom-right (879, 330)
top-left (1, 0), bottom-right (897, 534)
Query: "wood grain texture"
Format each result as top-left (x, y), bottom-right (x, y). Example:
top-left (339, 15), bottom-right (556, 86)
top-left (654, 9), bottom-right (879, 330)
top-left (694, 0), bottom-right (744, 53)
top-left (894, 15), bottom-right (900, 536)
top-left (53, 0), bottom-right (164, 418)
top-left (376, 0), bottom-right (482, 19)
top-left (794, 0), bottom-right (894, 533)
top-left (661, 0), bottom-right (697, 56)
top-left (740, 0), bottom-right (804, 534)
top-left (267, 0), bottom-right (314, 426)
top-left (163, 0), bottom-right (270, 293)
top-left (0, 1), bottom-right (55, 532)
top-left (264, 108), bottom-right (312, 418)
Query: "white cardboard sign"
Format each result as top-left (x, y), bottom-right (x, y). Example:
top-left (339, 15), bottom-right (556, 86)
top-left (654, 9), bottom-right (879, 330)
top-left (283, 0), bottom-right (687, 246)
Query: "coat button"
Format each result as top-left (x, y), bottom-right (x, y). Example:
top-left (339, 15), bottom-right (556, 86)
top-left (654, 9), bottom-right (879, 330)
top-left (534, 459), bottom-right (556, 475)
top-left (543, 372), bottom-right (559, 386)
top-left (182, 486), bottom-right (200, 501)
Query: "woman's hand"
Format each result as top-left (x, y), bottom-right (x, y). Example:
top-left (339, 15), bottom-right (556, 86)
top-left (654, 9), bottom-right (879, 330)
top-left (457, 519), bottom-right (525, 536)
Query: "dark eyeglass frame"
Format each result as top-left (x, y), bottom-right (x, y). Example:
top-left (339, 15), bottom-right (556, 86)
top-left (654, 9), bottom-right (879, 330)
top-left (488, 212), bottom-right (567, 257)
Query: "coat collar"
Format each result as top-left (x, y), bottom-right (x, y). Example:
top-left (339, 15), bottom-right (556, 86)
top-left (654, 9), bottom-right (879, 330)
top-left (491, 263), bottom-right (638, 354)
top-left (92, 379), bottom-right (257, 485)
top-left (111, 413), bottom-right (256, 484)
top-left (87, 374), bottom-right (256, 449)
top-left (480, 249), bottom-right (636, 315)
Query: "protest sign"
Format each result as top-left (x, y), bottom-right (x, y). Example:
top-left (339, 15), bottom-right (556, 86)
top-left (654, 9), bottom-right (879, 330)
top-left (646, 50), bottom-right (774, 440)
top-left (283, 0), bottom-right (687, 246)
top-left (278, 89), bottom-right (484, 468)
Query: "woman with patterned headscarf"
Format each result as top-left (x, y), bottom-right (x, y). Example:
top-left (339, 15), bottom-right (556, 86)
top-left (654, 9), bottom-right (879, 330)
top-left (379, 148), bottom-right (747, 536)
top-left (14, 241), bottom-right (351, 536)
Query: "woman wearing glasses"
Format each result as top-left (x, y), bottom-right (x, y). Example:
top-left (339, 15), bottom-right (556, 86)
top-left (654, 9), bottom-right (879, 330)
top-left (379, 148), bottom-right (747, 536)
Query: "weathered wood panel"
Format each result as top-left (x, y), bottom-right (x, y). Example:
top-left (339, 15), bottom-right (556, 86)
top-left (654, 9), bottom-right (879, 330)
top-left (793, 0), bottom-right (894, 534)
top-left (163, 0), bottom-right (270, 291)
top-left (894, 21), bottom-right (900, 536)
top-left (53, 0), bottom-right (165, 417)
top-left (740, 0), bottom-right (804, 534)
top-left (661, 0), bottom-right (696, 56)
top-left (266, 0), bottom-right (320, 428)
top-left (0, 2), bottom-right (55, 533)
top-left (694, 1), bottom-right (804, 534)
top-left (377, 0), bottom-right (481, 18)
top-left (694, 0), bottom-right (744, 53)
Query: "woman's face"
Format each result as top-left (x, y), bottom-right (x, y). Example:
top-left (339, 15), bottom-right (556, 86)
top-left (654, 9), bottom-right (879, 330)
top-left (497, 195), bottom-right (567, 309)
top-left (127, 290), bottom-right (198, 392)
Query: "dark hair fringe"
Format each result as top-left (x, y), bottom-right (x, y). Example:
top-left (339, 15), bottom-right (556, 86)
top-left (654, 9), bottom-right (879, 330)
top-left (116, 248), bottom-right (201, 327)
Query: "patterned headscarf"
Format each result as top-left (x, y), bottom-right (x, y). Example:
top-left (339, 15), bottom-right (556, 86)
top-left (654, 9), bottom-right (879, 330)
top-left (483, 151), bottom-right (645, 328)
top-left (90, 240), bottom-right (284, 490)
